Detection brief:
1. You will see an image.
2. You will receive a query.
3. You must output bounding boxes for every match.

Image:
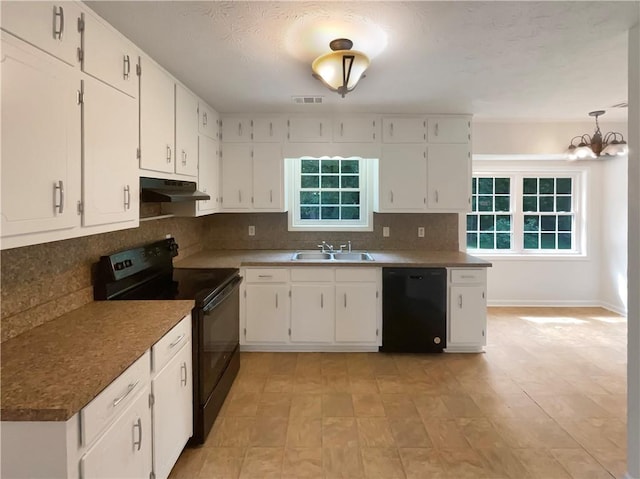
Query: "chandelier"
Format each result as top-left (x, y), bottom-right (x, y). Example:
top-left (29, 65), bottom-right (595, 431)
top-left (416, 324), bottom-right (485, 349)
top-left (312, 38), bottom-right (370, 98)
top-left (565, 110), bottom-right (628, 160)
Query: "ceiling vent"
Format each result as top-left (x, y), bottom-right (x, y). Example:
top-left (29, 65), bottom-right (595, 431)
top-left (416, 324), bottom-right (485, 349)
top-left (292, 96), bottom-right (323, 104)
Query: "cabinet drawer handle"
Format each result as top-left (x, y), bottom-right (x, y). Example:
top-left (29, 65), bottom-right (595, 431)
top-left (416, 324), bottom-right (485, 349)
top-left (53, 5), bottom-right (64, 40)
top-left (180, 362), bottom-right (188, 386)
top-left (132, 418), bottom-right (142, 451)
top-left (258, 275), bottom-right (273, 278)
top-left (124, 185), bottom-right (131, 210)
top-left (169, 333), bottom-right (185, 348)
top-left (54, 180), bottom-right (64, 214)
top-left (458, 294), bottom-right (463, 308)
top-left (166, 145), bottom-right (172, 162)
top-left (203, 111), bottom-right (208, 126)
top-left (113, 380), bottom-right (139, 407)
top-left (460, 275), bottom-right (475, 279)
top-left (123, 55), bottom-right (130, 79)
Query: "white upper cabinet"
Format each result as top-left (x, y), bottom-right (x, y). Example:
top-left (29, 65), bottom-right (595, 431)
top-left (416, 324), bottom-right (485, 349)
top-left (253, 117), bottom-right (285, 142)
top-left (427, 144), bottom-right (471, 211)
top-left (1, 34), bottom-right (80, 238)
top-left (221, 117), bottom-right (252, 142)
top-left (287, 117), bottom-right (330, 142)
top-left (377, 144), bottom-right (427, 212)
top-left (198, 102), bottom-right (219, 140)
top-left (1, 1), bottom-right (82, 66)
top-left (253, 143), bottom-right (284, 210)
top-left (382, 117), bottom-right (426, 143)
top-left (197, 135), bottom-right (220, 214)
top-left (175, 83), bottom-right (199, 177)
top-left (139, 56), bottom-right (175, 174)
top-left (82, 75), bottom-right (138, 227)
top-left (220, 143), bottom-right (253, 209)
top-left (80, 10), bottom-right (137, 98)
top-left (333, 117), bottom-right (378, 143)
top-left (427, 117), bottom-right (470, 143)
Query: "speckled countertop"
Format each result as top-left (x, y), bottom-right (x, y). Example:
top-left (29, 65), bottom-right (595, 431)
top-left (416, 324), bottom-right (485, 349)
top-left (174, 249), bottom-right (492, 269)
top-left (1, 300), bottom-right (194, 422)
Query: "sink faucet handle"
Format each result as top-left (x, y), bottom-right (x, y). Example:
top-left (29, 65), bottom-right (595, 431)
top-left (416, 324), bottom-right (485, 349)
top-left (317, 242), bottom-right (325, 252)
top-left (348, 240), bottom-right (352, 252)
top-left (339, 244), bottom-right (347, 252)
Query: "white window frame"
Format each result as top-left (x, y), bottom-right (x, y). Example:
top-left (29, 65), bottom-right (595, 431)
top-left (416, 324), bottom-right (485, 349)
top-left (467, 166), bottom-right (587, 257)
top-left (287, 156), bottom-right (374, 232)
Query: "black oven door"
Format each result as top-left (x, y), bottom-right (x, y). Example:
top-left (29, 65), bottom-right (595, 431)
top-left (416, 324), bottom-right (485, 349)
top-left (197, 275), bottom-right (242, 404)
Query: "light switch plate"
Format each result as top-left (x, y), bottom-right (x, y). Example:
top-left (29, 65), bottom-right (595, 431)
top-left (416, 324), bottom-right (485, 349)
top-left (248, 225), bottom-right (255, 236)
top-left (383, 226), bottom-right (390, 237)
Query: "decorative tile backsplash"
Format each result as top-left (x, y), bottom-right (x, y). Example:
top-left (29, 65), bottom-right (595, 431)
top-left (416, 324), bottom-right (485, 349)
top-left (1, 212), bottom-right (458, 341)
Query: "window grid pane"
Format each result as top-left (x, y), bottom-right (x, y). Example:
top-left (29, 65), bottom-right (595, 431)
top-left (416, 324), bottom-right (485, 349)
top-left (299, 158), bottom-right (362, 221)
top-left (521, 177), bottom-right (574, 251)
top-left (467, 176), bottom-right (512, 250)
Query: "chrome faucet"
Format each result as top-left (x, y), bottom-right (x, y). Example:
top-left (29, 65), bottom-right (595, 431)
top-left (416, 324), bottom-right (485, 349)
top-left (317, 241), bottom-right (334, 253)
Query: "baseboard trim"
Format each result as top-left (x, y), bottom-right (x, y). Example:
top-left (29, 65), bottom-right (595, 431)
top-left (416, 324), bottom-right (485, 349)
top-left (599, 301), bottom-right (628, 316)
top-left (623, 473), bottom-right (639, 479)
top-left (240, 345), bottom-right (379, 352)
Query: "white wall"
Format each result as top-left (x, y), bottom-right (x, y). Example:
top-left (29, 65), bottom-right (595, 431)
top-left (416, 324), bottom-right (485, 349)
top-left (471, 121), bottom-right (627, 311)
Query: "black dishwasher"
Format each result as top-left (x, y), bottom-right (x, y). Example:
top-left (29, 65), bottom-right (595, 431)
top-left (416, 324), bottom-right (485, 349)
top-left (381, 268), bottom-right (447, 353)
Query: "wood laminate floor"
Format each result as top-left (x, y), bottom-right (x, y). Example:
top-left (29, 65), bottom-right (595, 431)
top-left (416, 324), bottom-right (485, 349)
top-left (169, 307), bottom-right (627, 478)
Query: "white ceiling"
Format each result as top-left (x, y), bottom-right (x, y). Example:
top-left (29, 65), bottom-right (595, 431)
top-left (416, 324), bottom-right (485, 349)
top-left (88, 1), bottom-right (638, 121)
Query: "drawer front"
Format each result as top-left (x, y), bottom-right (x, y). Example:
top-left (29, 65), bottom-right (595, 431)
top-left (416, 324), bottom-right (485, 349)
top-left (152, 314), bottom-right (192, 374)
top-left (245, 268), bottom-right (289, 283)
top-left (290, 268), bottom-right (334, 282)
top-left (335, 268), bottom-right (379, 282)
top-left (450, 268), bottom-right (485, 284)
top-left (81, 350), bottom-right (151, 447)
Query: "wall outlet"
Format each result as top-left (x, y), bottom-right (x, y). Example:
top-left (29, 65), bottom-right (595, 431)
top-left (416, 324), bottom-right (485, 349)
top-left (418, 227), bottom-right (425, 238)
top-left (248, 225), bottom-right (255, 236)
top-left (165, 233), bottom-right (172, 239)
top-left (383, 226), bottom-right (390, 237)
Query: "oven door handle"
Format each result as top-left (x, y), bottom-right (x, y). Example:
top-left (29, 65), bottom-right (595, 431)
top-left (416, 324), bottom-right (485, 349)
top-left (203, 276), bottom-right (243, 312)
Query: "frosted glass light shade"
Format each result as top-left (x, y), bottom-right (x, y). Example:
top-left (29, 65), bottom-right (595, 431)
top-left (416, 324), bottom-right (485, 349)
top-left (601, 141), bottom-right (629, 157)
top-left (573, 144), bottom-right (597, 160)
top-left (312, 50), bottom-right (370, 96)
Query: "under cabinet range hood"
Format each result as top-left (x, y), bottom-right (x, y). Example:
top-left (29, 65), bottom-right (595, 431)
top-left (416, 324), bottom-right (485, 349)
top-left (140, 177), bottom-right (210, 202)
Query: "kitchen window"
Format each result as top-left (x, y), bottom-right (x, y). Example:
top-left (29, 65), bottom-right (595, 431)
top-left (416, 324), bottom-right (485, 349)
top-left (467, 172), bottom-right (582, 255)
top-left (288, 157), bottom-right (373, 231)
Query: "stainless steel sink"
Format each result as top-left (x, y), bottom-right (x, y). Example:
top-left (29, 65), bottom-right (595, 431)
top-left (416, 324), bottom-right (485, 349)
top-left (291, 251), bottom-right (333, 260)
top-left (291, 251), bottom-right (374, 261)
top-left (331, 252), bottom-right (375, 261)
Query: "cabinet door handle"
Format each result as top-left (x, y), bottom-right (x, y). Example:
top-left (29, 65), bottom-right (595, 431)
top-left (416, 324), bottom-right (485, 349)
top-left (123, 55), bottom-right (130, 79)
top-left (435, 190), bottom-right (439, 203)
top-left (275, 293), bottom-right (279, 309)
top-left (203, 111), bottom-right (208, 126)
top-left (321, 293), bottom-right (324, 308)
top-left (344, 293), bottom-right (347, 308)
top-left (132, 418), bottom-right (142, 451)
top-left (182, 150), bottom-right (187, 166)
top-left (435, 122), bottom-right (439, 137)
top-left (169, 333), bottom-right (185, 348)
top-left (180, 362), bottom-right (188, 386)
top-left (319, 122), bottom-right (323, 137)
top-left (113, 380), bottom-right (139, 408)
top-left (270, 190), bottom-right (273, 203)
top-left (124, 185), bottom-right (131, 210)
top-left (390, 122), bottom-right (394, 137)
top-left (238, 190), bottom-right (242, 203)
top-left (238, 122), bottom-right (242, 137)
top-left (458, 294), bottom-right (463, 308)
top-left (390, 190), bottom-right (394, 203)
top-left (269, 122), bottom-right (273, 137)
top-left (53, 5), bottom-right (64, 40)
top-left (340, 122), bottom-right (344, 136)
top-left (166, 145), bottom-right (172, 162)
top-left (54, 180), bottom-right (64, 214)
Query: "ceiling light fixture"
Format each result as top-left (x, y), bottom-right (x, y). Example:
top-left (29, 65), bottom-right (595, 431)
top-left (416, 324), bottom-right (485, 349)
top-left (312, 38), bottom-right (370, 98)
top-left (565, 110), bottom-right (628, 161)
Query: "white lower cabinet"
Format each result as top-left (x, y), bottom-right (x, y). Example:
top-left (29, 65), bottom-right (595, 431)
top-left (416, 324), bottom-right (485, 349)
top-left (445, 268), bottom-right (487, 353)
top-left (0, 316), bottom-right (193, 479)
top-left (80, 386), bottom-right (152, 479)
top-left (241, 267), bottom-right (381, 350)
top-left (151, 340), bottom-right (193, 479)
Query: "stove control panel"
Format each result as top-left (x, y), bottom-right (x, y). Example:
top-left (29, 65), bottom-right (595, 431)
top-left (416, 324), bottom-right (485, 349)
top-left (98, 238), bottom-right (178, 282)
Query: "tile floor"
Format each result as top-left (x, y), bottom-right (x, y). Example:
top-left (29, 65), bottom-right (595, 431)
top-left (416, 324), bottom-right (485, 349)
top-left (169, 307), bottom-right (627, 478)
